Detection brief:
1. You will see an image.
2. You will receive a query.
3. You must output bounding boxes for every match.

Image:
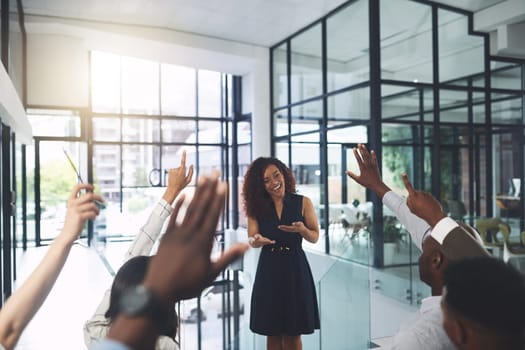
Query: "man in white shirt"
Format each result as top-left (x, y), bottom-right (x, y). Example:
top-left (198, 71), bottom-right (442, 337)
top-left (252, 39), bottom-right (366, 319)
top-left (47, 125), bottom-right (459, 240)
top-left (347, 144), bottom-right (489, 350)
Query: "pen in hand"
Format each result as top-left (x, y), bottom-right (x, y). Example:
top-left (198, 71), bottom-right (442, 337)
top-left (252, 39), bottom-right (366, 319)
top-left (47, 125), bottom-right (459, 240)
top-left (63, 148), bottom-right (106, 209)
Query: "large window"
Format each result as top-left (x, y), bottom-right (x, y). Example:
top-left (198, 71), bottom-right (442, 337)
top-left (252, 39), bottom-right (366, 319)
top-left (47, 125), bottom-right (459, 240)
top-left (271, 0), bottom-right (525, 347)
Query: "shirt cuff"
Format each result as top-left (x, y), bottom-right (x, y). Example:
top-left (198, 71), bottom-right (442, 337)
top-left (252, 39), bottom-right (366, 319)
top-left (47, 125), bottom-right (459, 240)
top-left (382, 191), bottom-right (400, 207)
top-left (430, 217), bottom-right (458, 244)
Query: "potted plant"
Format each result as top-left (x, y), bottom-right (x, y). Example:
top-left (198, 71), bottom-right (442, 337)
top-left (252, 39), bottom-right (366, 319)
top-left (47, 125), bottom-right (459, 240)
top-left (383, 216), bottom-right (403, 265)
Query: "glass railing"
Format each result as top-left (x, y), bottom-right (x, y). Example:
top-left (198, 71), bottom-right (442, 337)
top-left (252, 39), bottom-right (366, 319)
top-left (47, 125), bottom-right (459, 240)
top-left (316, 242), bottom-right (371, 349)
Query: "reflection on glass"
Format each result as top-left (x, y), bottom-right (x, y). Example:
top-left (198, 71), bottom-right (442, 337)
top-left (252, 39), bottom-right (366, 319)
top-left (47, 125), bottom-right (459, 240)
top-left (198, 145), bottom-right (223, 175)
top-left (93, 117), bottom-right (121, 142)
top-left (382, 123), bottom-right (418, 144)
top-left (439, 144), bottom-right (469, 216)
top-left (92, 51), bottom-right (121, 113)
top-left (273, 110), bottom-right (289, 137)
top-left (237, 121), bottom-right (252, 145)
top-left (161, 64), bottom-right (196, 116)
top-left (291, 23), bottom-right (322, 103)
top-left (318, 258), bottom-right (370, 349)
top-left (121, 56), bottom-right (160, 115)
top-left (272, 43), bottom-right (288, 108)
top-left (327, 125), bottom-right (367, 144)
top-left (122, 118), bottom-right (160, 142)
top-left (292, 142), bottom-right (322, 254)
top-left (161, 119), bottom-right (195, 143)
top-left (198, 70), bottom-right (221, 117)
top-left (198, 120), bottom-right (223, 144)
top-left (122, 145), bottom-right (160, 187)
top-left (328, 87), bottom-right (370, 124)
top-left (473, 92), bottom-right (486, 123)
top-left (27, 109), bottom-right (81, 137)
top-left (275, 142), bottom-right (289, 165)
top-left (15, 143), bottom-right (24, 245)
top-left (440, 89), bottom-right (468, 123)
top-left (25, 144), bottom-right (36, 244)
top-left (327, 0), bottom-right (369, 91)
top-left (491, 63), bottom-right (522, 90)
top-left (382, 85), bottom-right (433, 121)
top-left (439, 9), bottom-right (484, 84)
top-left (491, 94), bottom-right (523, 124)
top-left (93, 145), bottom-right (121, 201)
top-left (290, 100), bottom-right (322, 135)
top-left (381, 0), bottom-right (432, 83)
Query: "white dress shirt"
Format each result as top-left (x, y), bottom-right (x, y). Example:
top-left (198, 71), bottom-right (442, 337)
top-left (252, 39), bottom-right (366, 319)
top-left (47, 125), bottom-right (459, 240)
top-left (389, 296), bottom-right (455, 350)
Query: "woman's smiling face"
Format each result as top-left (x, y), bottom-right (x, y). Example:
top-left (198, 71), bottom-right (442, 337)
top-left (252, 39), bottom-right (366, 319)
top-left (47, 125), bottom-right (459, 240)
top-left (263, 164), bottom-right (285, 198)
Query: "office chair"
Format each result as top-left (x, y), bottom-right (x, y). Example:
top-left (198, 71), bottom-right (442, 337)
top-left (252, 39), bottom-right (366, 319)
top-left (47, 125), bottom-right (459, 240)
top-left (475, 218), bottom-right (510, 258)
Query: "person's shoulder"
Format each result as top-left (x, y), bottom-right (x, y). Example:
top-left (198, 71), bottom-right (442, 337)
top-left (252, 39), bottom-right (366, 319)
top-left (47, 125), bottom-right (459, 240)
top-left (392, 318), bottom-right (452, 350)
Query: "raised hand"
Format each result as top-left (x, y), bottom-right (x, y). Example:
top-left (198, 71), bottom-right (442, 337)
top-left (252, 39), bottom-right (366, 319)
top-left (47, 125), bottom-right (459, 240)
top-left (402, 173), bottom-right (446, 228)
top-left (61, 183), bottom-right (103, 243)
top-left (144, 173), bottom-right (249, 303)
top-left (346, 144), bottom-right (391, 199)
top-left (163, 150), bottom-right (195, 204)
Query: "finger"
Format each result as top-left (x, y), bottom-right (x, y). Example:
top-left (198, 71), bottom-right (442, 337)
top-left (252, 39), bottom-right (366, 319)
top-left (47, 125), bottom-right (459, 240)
top-left (346, 170), bottom-right (358, 181)
top-left (370, 150), bottom-right (378, 167)
top-left (210, 243), bottom-right (249, 277)
top-left (402, 173), bottom-right (416, 194)
top-left (180, 150), bottom-right (187, 168)
top-left (359, 144), bottom-right (370, 163)
top-left (353, 147), bottom-right (363, 168)
top-left (76, 201), bottom-right (100, 213)
top-left (79, 209), bottom-right (100, 222)
top-left (200, 182), bottom-right (227, 248)
top-left (74, 192), bottom-right (101, 206)
top-left (69, 183), bottom-right (93, 199)
top-left (186, 165), bottom-right (194, 184)
top-left (183, 176), bottom-right (214, 227)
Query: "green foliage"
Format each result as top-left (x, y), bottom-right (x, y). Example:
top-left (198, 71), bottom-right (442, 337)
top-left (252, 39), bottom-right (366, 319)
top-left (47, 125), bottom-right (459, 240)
top-left (37, 160), bottom-right (77, 207)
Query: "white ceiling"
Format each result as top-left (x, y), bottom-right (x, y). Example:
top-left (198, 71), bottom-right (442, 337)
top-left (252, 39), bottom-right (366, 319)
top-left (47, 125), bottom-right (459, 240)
top-left (19, 0), bottom-right (511, 48)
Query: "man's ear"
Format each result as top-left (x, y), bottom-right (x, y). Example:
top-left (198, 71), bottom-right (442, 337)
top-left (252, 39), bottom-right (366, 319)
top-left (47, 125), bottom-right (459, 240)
top-left (432, 250), bottom-right (445, 269)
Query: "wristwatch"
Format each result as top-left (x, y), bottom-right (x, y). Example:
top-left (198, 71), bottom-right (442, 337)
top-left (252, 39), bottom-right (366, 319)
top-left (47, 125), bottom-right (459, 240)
top-left (119, 285), bottom-right (167, 328)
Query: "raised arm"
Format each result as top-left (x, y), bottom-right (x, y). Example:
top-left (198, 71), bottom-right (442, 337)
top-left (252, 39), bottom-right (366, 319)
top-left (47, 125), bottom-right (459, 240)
top-left (0, 184), bottom-right (103, 350)
top-left (85, 152), bottom-right (193, 347)
top-left (347, 144), bottom-right (431, 250)
top-left (124, 150), bottom-right (194, 260)
top-left (96, 174), bottom-right (249, 350)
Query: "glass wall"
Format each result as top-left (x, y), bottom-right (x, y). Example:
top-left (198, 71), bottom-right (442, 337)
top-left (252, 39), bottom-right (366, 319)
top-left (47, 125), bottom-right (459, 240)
top-left (270, 0), bottom-right (525, 344)
top-left (26, 53), bottom-right (249, 349)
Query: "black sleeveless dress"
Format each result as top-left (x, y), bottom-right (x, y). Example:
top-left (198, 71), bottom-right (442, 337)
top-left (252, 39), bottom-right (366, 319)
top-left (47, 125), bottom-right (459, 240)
top-left (250, 193), bottom-right (320, 336)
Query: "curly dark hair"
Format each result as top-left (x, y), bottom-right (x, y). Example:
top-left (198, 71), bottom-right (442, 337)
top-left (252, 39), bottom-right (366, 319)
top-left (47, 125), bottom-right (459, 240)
top-left (242, 157), bottom-right (296, 220)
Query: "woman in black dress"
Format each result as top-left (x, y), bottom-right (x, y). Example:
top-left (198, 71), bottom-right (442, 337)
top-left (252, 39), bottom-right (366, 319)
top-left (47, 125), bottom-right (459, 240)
top-left (242, 157), bottom-right (320, 350)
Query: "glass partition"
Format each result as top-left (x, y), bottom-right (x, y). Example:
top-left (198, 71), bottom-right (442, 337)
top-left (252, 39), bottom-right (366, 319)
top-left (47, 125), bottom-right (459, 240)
top-left (438, 9), bottom-right (485, 85)
top-left (272, 43), bottom-right (288, 108)
top-left (290, 23), bottom-right (322, 103)
top-left (380, 0), bottom-right (433, 83)
top-left (318, 251), bottom-right (370, 349)
top-left (327, 0), bottom-right (369, 91)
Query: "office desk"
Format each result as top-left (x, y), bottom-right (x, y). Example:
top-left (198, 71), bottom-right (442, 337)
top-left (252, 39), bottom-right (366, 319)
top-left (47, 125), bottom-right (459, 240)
top-left (495, 195), bottom-right (521, 218)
